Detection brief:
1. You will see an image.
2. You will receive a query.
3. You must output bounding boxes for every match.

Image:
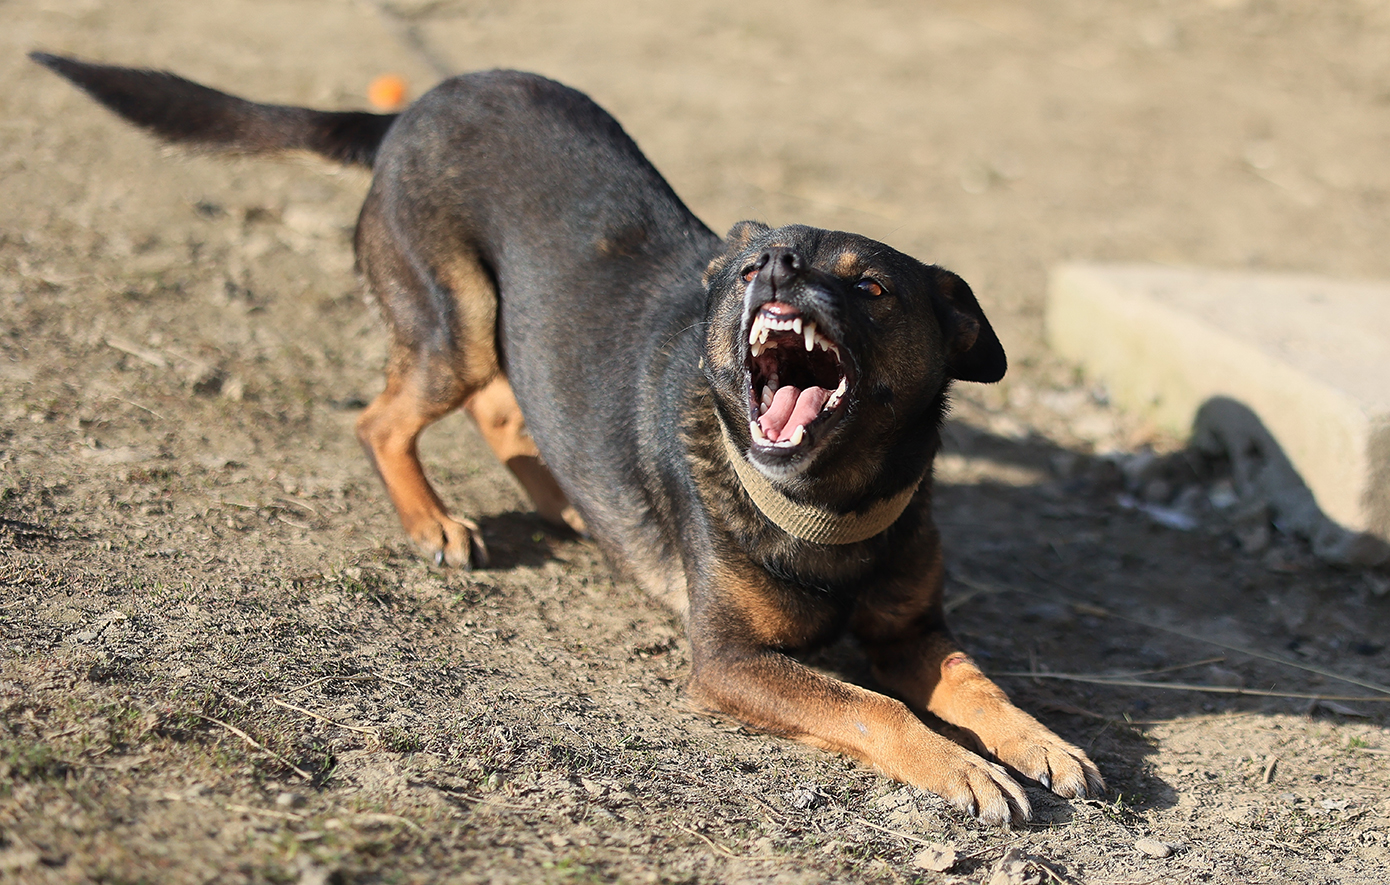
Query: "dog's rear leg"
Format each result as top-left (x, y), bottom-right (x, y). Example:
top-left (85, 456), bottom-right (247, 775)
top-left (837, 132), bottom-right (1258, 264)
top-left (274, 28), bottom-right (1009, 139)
top-left (463, 376), bottom-right (587, 535)
top-left (355, 193), bottom-right (500, 568)
top-left (356, 355), bottom-right (487, 568)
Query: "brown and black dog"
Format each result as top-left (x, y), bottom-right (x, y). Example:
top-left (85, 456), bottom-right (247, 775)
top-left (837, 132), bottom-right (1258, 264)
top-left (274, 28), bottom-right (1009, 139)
top-left (33, 53), bottom-right (1103, 824)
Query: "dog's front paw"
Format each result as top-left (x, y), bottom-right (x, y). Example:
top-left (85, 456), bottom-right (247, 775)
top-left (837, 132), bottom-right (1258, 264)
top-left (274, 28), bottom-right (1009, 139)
top-left (897, 735), bottom-right (1032, 826)
top-left (937, 752), bottom-right (1033, 826)
top-left (992, 732), bottom-right (1105, 799)
top-left (410, 515), bottom-right (488, 569)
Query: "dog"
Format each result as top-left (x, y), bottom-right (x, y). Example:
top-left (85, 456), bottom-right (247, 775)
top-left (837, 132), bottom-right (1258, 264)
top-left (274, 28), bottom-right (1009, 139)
top-left (33, 52), bottom-right (1103, 824)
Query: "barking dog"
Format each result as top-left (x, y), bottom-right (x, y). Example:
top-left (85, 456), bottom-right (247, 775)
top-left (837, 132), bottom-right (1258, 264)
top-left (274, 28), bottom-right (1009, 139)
top-left (34, 53), bottom-right (1103, 824)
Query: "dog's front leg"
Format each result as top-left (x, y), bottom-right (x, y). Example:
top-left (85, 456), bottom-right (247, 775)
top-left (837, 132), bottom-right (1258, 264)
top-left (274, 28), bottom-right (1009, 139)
top-left (685, 628), bottom-right (1031, 825)
top-left (854, 600), bottom-right (1105, 800)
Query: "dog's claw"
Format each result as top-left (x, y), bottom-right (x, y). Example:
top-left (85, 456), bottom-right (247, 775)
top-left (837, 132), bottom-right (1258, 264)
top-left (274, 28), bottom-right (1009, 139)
top-left (993, 735), bottom-right (1105, 800)
top-left (926, 747), bottom-right (1032, 826)
top-left (413, 515), bottom-right (487, 570)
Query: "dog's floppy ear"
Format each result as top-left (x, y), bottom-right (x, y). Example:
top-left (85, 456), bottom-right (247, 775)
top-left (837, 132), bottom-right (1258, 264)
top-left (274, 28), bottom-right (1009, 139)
top-left (704, 220), bottom-right (772, 286)
top-left (930, 268), bottom-right (1006, 383)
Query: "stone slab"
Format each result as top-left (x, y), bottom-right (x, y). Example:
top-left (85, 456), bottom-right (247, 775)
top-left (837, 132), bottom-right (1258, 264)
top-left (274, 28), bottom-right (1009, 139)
top-left (1046, 262), bottom-right (1390, 541)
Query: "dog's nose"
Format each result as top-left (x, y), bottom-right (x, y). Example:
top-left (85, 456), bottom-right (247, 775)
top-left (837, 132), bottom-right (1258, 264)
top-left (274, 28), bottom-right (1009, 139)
top-left (754, 247), bottom-right (803, 291)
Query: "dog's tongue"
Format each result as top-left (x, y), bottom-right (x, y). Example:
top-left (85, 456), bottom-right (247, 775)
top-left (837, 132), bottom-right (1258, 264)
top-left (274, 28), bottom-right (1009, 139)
top-left (758, 385), bottom-right (830, 442)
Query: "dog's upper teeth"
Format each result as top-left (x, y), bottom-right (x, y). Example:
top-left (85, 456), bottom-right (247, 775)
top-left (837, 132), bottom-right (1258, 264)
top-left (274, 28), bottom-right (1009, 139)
top-left (803, 321), bottom-right (817, 352)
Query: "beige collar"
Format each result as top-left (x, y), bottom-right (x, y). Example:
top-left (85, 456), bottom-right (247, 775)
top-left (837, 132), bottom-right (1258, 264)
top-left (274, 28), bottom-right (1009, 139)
top-left (719, 421), bottom-right (922, 545)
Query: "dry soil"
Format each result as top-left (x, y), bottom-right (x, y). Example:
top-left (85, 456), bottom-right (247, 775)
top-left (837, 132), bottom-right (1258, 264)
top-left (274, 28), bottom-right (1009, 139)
top-left (3, 1), bottom-right (1389, 883)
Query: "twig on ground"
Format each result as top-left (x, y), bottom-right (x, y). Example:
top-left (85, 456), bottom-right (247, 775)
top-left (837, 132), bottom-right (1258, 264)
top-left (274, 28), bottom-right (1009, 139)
top-left (163, 792), bottom-right (308, 821)
top-left (957, 572), bottom-right (1390, 697)
top-left (1124, 656), bottom-right (1226, 678)
top-left (287, 671), bottom-right (409, 693)
top-left (270, 698), bottom-right (380, 738)
top-left (197, 714), bottom-right (312, 780)
top-left (987, 671), bottom-right (1388, 704)
top-left (110, 395), bottom-right (165, 420)
top-left (673, 823), bottom-right (789, 862)
top-left (104, 336), bottom-right (167, 368)
top-left (356, 812), bottom-right (424, 833)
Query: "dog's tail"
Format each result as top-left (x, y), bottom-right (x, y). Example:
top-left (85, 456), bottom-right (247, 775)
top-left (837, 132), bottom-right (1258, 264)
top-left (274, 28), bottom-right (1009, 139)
top-left (30, 52), bottom-right (395, 168)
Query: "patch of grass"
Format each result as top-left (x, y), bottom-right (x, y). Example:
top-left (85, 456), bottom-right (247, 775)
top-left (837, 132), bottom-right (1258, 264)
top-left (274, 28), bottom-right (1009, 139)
top-left (380, 727), bottom-right (424, 754)
top-left (1097, 791), bottom-right (1143, 826)
top-left (1, 739), bottom-right (69, 787)
top-left (101, 701), bottom-right (147, 749)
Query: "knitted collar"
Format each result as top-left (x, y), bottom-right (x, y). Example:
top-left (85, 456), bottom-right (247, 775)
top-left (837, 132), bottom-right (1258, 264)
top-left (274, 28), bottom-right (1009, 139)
top-left (718, 420), bottom-right (922, 545)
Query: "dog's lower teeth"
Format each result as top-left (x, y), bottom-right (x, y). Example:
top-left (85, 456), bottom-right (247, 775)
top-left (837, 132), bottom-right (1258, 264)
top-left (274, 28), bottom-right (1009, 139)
top-left (789, 425), bottom-right (805, 446)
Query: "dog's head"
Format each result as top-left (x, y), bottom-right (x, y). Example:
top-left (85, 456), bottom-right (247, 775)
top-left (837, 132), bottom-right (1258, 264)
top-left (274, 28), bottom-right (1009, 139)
top-left (703, 221), bottom-right (1005, 506)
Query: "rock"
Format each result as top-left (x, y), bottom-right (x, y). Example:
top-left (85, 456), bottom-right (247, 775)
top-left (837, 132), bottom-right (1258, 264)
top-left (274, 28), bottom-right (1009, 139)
top-left (913, 844), bottom-right (958, 872)
top-left (276, 791), bottom-right (307, 809)
top-left (1135, 837), bottom-right (1174, 858)
top-left (784, 785), bottom-right (829, 810)
top-left (987, 847), bottom-right (1049, 885)
top-left (0, 846), bottom-right (41, 873)
top-left (1223, 804), bottom-right (1261, 827)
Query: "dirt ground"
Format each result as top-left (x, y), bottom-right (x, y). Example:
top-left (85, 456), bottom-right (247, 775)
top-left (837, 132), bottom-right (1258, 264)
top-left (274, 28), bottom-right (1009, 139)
top-left (4, 1), bottom-right (1390, 882)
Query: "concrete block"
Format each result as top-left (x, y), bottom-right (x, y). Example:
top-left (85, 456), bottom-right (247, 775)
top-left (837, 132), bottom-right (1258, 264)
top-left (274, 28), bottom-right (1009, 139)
top-left (1046, 263), bottom-right (1390, 546)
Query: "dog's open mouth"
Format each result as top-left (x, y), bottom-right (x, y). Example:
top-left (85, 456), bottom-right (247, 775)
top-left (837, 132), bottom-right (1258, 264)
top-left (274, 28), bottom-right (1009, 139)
top-left (744, 300), bottom-right (850, 454)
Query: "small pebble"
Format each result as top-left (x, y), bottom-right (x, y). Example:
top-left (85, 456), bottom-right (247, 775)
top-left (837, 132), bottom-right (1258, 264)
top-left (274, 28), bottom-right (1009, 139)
top-left (275, 791), bottom-right (306, 809)
top-left (913, 844), bottom-right (958, 872)
top-left (1135, 837), bottom-right (1173, 858)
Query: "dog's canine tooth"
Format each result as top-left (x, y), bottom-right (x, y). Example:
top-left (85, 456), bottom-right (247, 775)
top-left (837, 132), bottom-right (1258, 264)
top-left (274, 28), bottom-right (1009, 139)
top-left (789, 425), bottom-right (805, 446)
top-left (825, 376), bottom-right (848, 411)
top-left (803, 321), bottom-right (817, 352)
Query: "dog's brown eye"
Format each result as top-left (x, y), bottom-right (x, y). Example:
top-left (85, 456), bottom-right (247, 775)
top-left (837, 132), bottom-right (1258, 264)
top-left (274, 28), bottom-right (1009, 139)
top-left (856, 278), bottom-right (884, 297)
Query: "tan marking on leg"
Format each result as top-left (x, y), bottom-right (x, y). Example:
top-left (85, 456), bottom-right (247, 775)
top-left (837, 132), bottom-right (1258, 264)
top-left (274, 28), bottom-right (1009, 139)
top-left (356, 361), bottom-right (486, 568)
top-left (463, 376), bottom-right (586, 534)
top-left (852, 553), bottom-right (1105, 799)
top-left (686, 639), bottom-right (1030, 825)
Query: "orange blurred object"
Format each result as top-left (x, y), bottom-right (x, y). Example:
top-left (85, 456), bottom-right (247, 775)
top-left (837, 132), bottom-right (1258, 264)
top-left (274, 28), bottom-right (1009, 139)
top-left (367, 74), bottom-right (409, 111)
